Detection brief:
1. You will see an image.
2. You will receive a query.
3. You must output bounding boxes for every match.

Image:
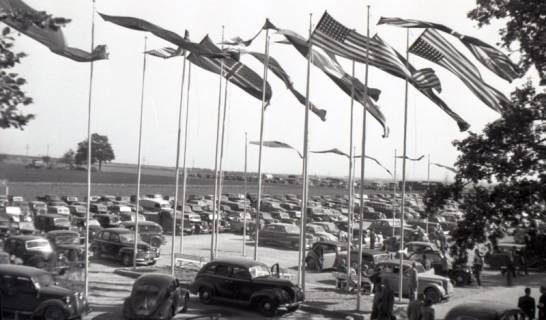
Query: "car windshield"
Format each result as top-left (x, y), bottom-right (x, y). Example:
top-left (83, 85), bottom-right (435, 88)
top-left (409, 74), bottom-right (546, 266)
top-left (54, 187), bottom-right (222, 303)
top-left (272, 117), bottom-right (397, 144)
top-left (311, 225), bottom-right (326, 233)
top-left (414, 264), bottom-right (426, 273)
top-left (284, 225), bottom-right (300, 234)
top-left (135, 283), bottom-right (161, 294)
top-left (55, 235), bottom-right (79, 245)
top-left (249, 265), bottom-right (271, 279)
top-left (33, 273), bottom-right (53, 288)
top-left (26, 239), bottom-right (51, 249)
top-left (119, 233), bottom-right (142, 243)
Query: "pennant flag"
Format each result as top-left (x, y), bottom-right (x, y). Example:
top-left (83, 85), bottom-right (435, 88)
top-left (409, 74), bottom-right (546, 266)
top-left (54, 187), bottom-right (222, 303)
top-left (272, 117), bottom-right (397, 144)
top-left (311, 148), bottom-right (350, 158)
top-left (432, 163), bottom-right (457, 173)
top-left (310, 11), bottom-right (440, 90)
top-left (99, 13), bottom-right (225, 58)
top-left (145, 47), bottom-right (183, 59)
top-left (396, 155), bottom-right (425, 161)
top-left (277, 28), bottom-right (389, 137)
top-left (409, 28), bottom-right (510, 113)
top-left (188, 36), bottom-right (272, 103)
top-left (378, 17), bottom-right (521, 82)
top-left (250, 140), bottom-right (302, 158)
top-left (220, 19), bottom-right (278, 47)
top-left (360, 155), bottom-right (393, 177)
top-left (246, 51), bottom-right (327, 121)
top-left (0, 0), bottom-right (107, 62)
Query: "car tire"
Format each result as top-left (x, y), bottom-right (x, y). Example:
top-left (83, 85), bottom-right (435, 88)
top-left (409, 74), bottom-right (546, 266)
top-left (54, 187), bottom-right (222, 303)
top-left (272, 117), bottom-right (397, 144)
top-left (258, 297), bottom-right (278, 317)
top-left (122, 254), bottom-right (132, 267)
top-left (424, 287), bottom-right (442, 304)
top-left (181, 293), bottom-right (189, 312)
top-left (150, 238), bottom-right (161, 248)
top-left (44, 306), bottom-right (66, 320)
top-left (199, 287), bottom-right (214, 305)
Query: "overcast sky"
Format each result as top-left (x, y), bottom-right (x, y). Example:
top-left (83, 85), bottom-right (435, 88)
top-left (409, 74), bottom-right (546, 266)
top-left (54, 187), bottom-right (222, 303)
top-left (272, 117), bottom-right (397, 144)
top-left (2, 0), bottom-right (530, 181)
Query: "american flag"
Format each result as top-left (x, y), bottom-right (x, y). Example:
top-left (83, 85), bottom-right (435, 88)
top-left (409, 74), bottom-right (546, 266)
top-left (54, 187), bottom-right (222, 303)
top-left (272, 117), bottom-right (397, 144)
top-left (378, 17), bottom-right (521, 83)
top-left (409, 28), bottom-right (510, 112)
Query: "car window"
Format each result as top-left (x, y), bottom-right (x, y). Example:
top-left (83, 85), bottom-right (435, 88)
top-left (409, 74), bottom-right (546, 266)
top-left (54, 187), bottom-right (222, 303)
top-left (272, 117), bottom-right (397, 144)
top-left (203, 264), bottom-right (217, 274)
top-left (215, 264), bottom-right (231, 277)
top-left (15, 277), bottom-right (35, 294)
top-left (324, 245), bottom-right (336, 254)
top-left (101, 232), bottom-right (110, 240)
top-left (263, 225), bottom-right (275, 232)
top-left (231, 266), bottom-right (250, 280)
top-left (110, 233), bottom-right (120, 242)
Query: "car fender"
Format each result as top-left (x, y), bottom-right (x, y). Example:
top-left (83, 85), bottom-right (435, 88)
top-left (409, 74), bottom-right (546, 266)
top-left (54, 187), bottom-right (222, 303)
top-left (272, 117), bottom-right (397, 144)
top-left (250, 288), bottom-right (290, 305)
top-left (191, 280), bottom-right (215, 295)
top-left (422, 282), bottom-right (446, 297)
top-left (34, 299), bottom-right (69, 318)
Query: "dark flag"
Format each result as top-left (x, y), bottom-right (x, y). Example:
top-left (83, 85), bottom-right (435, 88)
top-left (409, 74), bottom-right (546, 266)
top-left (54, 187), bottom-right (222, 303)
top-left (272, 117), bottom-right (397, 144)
top-left (250, 140), bottom-right (302, 158)
top-left (0, 0), bottom-right (107, 61)
top-left (188, 36), bottom-right (272, 103)
top-left (378, 17), bottom-right (521, 82)
top-left (432, 163), bottom-right (457, 173)
top-left (310, 11), bottom-right (440, 90)
top-left (409, 28), bottom-right (510, 113)
top-left (396, 155), bottom-right (424, 161)
top-left (312, 149), bottom-right (392, 176)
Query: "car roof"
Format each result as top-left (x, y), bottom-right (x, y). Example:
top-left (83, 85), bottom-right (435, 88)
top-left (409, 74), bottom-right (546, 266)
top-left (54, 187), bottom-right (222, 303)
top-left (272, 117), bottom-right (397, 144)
top-left (122, 221), bottom-right (159, 226)
top-left (445, 302), bottom-right (522, 320)
top-left (406, 241), bottom-right (435, 246)
top-left (378, 259), bottom-right (415, 267)
top-left (134, 273), bottom-right (174, 287)
top-left (8, 235), bottom-right (47, 241)
top-left (47, 230), bottom-right (79, 236)
top-left (39, 214), bottom-right (68, 218)
top-left (0, 264), bottom-right (49, 277)
top-left (98, 228), bottom-right (131, 234)
top-left (209, 257), bottom-right (268, 268)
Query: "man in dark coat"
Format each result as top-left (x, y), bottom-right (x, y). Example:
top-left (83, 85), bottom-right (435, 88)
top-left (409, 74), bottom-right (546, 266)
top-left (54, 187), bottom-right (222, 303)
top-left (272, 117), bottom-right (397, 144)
top-left (519, 287), bottom-right (536, 320)
top-left (407, 293), bottom-right (424, 320)
top-left (378, 278), bottom-right (394, 320)
top-left (538, 285), bottom-right (545, 320)
top-left (369, 229), bottom-right (376, 249)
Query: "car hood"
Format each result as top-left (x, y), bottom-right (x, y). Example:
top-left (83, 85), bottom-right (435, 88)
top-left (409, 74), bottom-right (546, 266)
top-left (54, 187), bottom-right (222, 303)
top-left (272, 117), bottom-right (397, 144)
top-left (40, 285), bottom-right (74, 298)
top-left (252, 276), bottom-right (295, 287)
top-left (419, 272), bottom-right (448, 282)
top-left (316, 232), bottom-right (337, 241)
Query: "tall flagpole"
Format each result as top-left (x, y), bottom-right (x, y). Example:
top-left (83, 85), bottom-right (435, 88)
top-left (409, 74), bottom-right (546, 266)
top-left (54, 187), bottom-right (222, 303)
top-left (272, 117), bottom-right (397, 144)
top-left (84, 0), bottom-right (96, 299)
top-left (134, 36), bottom-right (148, 269)
top-left (211, 26), bottom-right (225, 260)
top-left (243, 132), bottom-right (248, 256)
top-left (392, 149), bottom-right (397, 238)
top-left (346, 61), bottom-right (356, 288)
top-left (179, 62), bottom-right (192, 253)
top-left (171, 50), bottom-right (188, 276)
top-left (357, 5), bottom-right (370, 311)
top-left (254, 29), bottom-right (270, 260)
top-left (215, 78), bottom-right (230, 256)
top-left (298, 13), bottom-right (312, 291)
top-left (399, 27), bottom-right (411, 302)
top-left (426, 153), bottom-right (430, 234)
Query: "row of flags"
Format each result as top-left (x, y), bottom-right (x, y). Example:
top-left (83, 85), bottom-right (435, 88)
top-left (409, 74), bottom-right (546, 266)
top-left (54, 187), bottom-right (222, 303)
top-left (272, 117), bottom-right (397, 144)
top-left (5, 0), bottom-right (521, 142)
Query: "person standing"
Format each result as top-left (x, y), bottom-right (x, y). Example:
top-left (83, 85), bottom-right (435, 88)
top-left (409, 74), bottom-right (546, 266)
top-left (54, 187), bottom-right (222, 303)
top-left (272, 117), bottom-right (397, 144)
top-left (520, 248), bottom-right (529, 276)
top-left (473, 249), bottom-right (483, 286)
top-left (538, 285), bottom-right (545, 320)
top-left (519, 287), bottom-right (536, 320)
top-left (371, 281), bottom-right (383, 320)
top-left (423, 254), bottom-right (432, 271)
top-left (379, 278), bottom-right (394, 320)
top-left (407, 293), bottom-right (424, 320)
top-left (369, 229), bottom-right (376, 249)
top-left (409, 262), bottom-right (419, 301)
top-left (421, 298), bottom-right (435, 320)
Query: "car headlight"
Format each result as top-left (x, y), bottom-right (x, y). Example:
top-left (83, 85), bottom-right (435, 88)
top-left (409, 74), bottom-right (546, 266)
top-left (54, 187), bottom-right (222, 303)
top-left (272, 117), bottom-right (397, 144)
top-left (64, 295), bottom-right (73, 305)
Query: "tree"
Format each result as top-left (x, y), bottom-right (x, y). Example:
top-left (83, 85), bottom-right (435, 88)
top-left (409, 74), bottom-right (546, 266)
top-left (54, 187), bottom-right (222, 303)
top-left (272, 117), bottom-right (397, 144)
top-left (59, 149), bottom-right (76, 167)
top-left (0, 10), bottom-right (70, 129)
top-left (75, 133), bottom-right (115, 171)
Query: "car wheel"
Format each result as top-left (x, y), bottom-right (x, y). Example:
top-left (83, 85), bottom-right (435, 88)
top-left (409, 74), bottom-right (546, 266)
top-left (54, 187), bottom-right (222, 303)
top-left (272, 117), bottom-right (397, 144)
top-left (122, 254), bottom-right (132, 267)
top-left (181, 293), bottom-right (189, 313)
top-left (150, 238), bottom-right (161, 248)
top-left (258, 297), bottom-right (278, 317)
top-left (453, 271), bottom-right (467, 287)
top-left (199, 287), bottom-right (214, 305)
top-left (424, 287), bottom-right (442, 304)
top-left (44, 306), bottom-right (66, 320)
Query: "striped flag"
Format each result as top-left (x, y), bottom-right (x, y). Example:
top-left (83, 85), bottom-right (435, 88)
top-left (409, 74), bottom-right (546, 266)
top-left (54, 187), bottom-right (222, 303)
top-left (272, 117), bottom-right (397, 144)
top-left (378, 17), bottom-right (521, 82)
top-left (432, 163), bottom-right (457, 173)
top-left (250, 140), bottom-right (302, 158)
top-left (310, 11), bottom-right (440, 90)
top-left (188, 36), bottom-right (272, 103)
top-left (0, 0), bottom-right (108, 62)
top-left (409, 28), bottom-right (510, 112)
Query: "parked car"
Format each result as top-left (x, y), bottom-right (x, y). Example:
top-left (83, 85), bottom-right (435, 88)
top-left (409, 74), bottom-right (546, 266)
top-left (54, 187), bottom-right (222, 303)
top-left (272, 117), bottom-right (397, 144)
top-left (71, 217), bottom-right (101, 240)
top-left (405, 249), bottom-right (473, 287)
top-left (46, 230), bottom-right (85, 263)
top-left (190, 257), bottom-right (304, 316)
top-left (122, 273), bottom-right (189, 320)
top-left (34, 214), bottom-right (71, 232)
top-left (90, 228), bottom-right (159, 266)
top-left (47, 205), bottom-right (70, 216)
top-left (29, 201), bottom-right (47, 216)
top-left (121, 221), bottom-right (165, 248)
top-left (305, 241), bottom-right (348, 272)
top-left (375, 260), bottom-right (453, 303)
top-left (68, 205), bottom-right (87, 218)
top-left (444, 302), bottom-right (524, 320)
top-left (90, 203), bottom-right (108, 215)
top-left (3, 235), bottom-right (54, 268)
top-left (335, 248), bottom-right (390, 271)
top-left (93, 213), bottom-right (121, 228)
top-left (255, 223), bottom-right (313, 250)
top-left (405, 241), bottom-right (439, 254)
top-left (0, 265), bottom-right (88, 319)
top-left (61, 195), bottom-right (79, 204)
top-left (306, 224), bottom-right (338, 242)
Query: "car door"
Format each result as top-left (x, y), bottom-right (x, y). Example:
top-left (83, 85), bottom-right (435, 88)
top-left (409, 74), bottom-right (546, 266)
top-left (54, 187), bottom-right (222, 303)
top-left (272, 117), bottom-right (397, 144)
top-left (322, 244), bottom-right (337, 269)
top-left (213, 263), bottom-right (233, 299)
top-left (109, 233), bottom-right (122, 259)
top-left (260, 225), bottom-right (275, 245)
top-left (230, 266), bottom-right (252, 301)
top-left (99, 231), bottom-right (111, 257)
top-left (0, 275), bottom-right (39, 313)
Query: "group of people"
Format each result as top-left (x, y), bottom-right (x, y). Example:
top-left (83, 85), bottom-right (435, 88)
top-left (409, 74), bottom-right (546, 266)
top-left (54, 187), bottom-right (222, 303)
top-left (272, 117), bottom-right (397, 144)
top-left (518, 286), bottom-right (546, 320)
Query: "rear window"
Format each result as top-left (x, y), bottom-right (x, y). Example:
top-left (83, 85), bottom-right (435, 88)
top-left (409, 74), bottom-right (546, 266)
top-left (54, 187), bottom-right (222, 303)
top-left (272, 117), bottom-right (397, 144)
top-left (26, 240), bottom-right (50, 249)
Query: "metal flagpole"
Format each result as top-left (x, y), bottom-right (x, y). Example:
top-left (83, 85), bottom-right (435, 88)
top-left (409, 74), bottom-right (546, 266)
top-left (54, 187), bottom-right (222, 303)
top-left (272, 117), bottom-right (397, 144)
top-left (243, 132), bottom-right (248, 256)
top-left (298, 13), bottom-right (312, 291)
top-left (425, 153), bottom-right (430, 234)
top-left (392, 149), bottom-right (397, 238)
top-left (211, 27), bottom-right (225, 260)
top-left (254, 29), bottom-right (270, 260)
top-left (357, 5), bottom-right (370, 311)
top-left (134, 36), bottom-right (148, 269)
top-left (399, 27), bottom-right (411, 302)
top-left (171, 51), bottom-right (188, 276)
top-left (346, 61), bottom-right (356, 288)
top-left (84, 0), bottom-right (96, 299)
top-left (215, 78), bottom-right (230, 256)
top-left (179, 62), bottom-right (192, 253)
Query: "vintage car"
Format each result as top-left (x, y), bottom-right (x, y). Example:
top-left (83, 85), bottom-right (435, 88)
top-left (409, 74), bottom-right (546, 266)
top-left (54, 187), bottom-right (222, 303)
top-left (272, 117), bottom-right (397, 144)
top-left (254, 223), bottom-right (313, 250)
top-left (90, 203), bottom-right (108, 215)
top-left (71, 217), bottom-right (102, 240)
top-left (29, 201), bottom-right (48, 216)
top-left (444, 302), bottom-right (525, 320)
top-left (405, 250), bottom-right (473, 287)
top-left (46, 230), bottom-right (85, 263)
top-left (93, 213), bottom-right (121, 228)
top-left (336, 248), bottom-right (391, 271)
top-left (90, 228), bottom-right (159, 266)
top-left (484, 243), bottom-right (527, 269)
top-left (0, 265), bottom-right (88, 319)
top-left (34, 214), bottom-right (71, 232)
top-left (305, 241), bottom-right (349, 272)
top-left (61, 196), bottom-right (79, 205)
top-left (190, 257), bottom-right (304, 316)
top-left (122, 273), bottom-right (189, 320)
top-left (121, 221), bottom-right (165, 248)
top-left (405, 241), bottom-right (440, 254)
top-left (3, 235), bottom-right (55, 268)
top-left (375, 260), bottom-right (453, 303)
top-left (47, 205), bottom-right (70, 216)
top-left (68, 205), bottom-right (87, 218)
top-left (306, 224), bottom-right (338, 242)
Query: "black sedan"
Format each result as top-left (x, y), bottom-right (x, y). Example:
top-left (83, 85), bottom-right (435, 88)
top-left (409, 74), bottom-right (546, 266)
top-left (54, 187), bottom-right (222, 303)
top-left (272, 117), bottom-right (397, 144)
top-left (123, 273), bottom-right (189, 320)
top-left (444, 302), bottom-right (524, 320)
